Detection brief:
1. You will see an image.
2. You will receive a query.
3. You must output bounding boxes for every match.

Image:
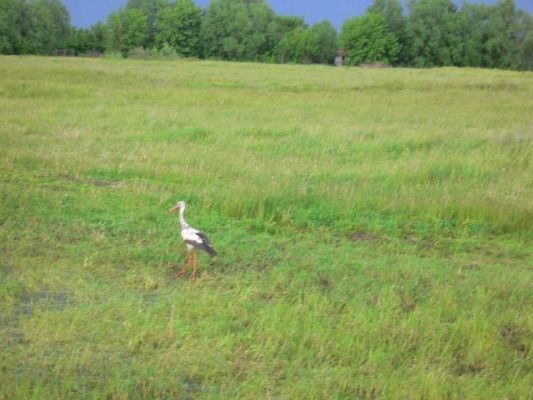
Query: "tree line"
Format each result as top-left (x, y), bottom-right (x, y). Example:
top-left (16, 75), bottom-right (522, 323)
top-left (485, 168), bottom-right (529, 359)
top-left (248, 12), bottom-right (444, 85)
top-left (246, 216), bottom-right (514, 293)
top-left (1, 0), bottom-right (532, 70)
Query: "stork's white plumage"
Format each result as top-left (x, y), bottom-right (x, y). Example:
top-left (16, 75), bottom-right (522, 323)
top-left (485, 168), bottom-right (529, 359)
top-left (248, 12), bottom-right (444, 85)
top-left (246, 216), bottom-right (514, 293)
top-left (168, 201), bottom-right (216, 280)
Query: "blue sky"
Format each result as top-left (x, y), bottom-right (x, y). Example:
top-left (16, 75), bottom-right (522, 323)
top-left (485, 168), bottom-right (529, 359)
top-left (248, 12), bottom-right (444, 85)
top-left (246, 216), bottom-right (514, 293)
top-left (63, 0), bottom-right (533, 31)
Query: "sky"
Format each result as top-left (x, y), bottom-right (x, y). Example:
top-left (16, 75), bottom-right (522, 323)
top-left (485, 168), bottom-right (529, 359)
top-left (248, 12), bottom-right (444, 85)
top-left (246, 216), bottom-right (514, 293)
top-left (63, 0), bottom-right (533, 31)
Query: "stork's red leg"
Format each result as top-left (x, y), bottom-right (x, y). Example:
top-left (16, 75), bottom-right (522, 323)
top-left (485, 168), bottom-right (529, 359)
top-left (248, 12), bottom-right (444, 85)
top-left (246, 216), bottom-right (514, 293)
top-left (178, 253), bottom-right (192, 277)
top-left (191, 253), bottom-right (198, 282)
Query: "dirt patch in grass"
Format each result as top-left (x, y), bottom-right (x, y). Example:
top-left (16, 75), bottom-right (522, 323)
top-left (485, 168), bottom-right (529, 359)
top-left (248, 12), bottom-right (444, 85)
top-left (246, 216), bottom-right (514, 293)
top-left (349, 231), bottom-right (381, 243)
top-left (16, 290), bottom-right (74, 318)
top-left (58, 173), bottom-right (123, 189)
top-left (454, 362), bottom-right (486, 376)
top-left (462, 263), bottom-right (481, 271)
top-left (401, 234), bottom-right (436, 249)
top-left (499, 323), bottom-right (530, 357)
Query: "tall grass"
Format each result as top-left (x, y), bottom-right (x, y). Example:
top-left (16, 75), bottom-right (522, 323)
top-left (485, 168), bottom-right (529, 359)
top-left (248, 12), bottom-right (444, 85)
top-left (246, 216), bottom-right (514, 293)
top-left (0, 56), bottom-right (531, 399)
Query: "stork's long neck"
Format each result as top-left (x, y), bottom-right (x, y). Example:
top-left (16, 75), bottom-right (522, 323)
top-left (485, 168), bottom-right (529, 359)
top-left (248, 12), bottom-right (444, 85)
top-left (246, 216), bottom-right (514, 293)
top-left (178, 207), bottom-right (189, 229)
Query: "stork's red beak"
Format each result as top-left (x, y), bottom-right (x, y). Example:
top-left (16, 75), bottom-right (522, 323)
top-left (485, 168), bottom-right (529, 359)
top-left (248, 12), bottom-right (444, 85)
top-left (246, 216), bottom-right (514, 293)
top-left (167, 205), bottom-right (179, 214)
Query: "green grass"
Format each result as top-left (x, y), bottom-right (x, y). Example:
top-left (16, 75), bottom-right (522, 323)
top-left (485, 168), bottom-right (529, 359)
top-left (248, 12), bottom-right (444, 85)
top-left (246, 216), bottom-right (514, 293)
top-left (0, 55), bottom-right (532, 399)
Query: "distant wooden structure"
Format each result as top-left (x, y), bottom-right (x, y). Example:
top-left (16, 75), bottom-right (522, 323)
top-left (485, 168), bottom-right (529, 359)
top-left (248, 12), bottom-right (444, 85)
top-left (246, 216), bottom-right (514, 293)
top-left (335, 49), bottom-right (346, 66)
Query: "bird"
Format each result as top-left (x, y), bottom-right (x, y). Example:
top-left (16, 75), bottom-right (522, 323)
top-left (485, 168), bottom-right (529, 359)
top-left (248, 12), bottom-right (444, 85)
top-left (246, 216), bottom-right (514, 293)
top-left (167, 201), bottom-right (217, 281)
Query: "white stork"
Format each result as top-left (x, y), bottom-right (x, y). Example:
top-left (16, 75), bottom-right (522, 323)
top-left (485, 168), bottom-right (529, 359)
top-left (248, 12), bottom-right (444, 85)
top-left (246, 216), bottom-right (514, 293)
top-left (167, 201), bottom-right (217, 280)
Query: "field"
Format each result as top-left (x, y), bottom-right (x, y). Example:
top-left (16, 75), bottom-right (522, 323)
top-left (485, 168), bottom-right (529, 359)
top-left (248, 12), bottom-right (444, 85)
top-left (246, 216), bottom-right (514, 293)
top-left (0, 56), bottom-right (532, 399)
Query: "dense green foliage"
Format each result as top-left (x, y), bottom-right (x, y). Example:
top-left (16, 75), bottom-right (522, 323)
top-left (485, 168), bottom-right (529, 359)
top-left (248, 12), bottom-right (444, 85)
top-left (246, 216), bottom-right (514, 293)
top-left (156, 0), bottom-right (201, 56)
top-left (200, 0), bottom-right (275, 60)
top-left (0, 0), bottom-right (69, 54)
top-left (67, 23), bottom-right (107, 56)
top-left (125, 0), bottom-right (167, 48)
top-left (1, 56), bottom-right (532, 399)
top-left (107, 8), bottom-right (149, 56)
top-left (369, 0), bottom-right (405, 35)
top-left (400, 0), bottom-right (532, 69)
top-left (0, 0), bottom-right (532, 69)
top-left (403, 0), bottom-right (464, 67)
top-left (273, 21), bottom-right (337, 64)
top-left (344, 0), bottom-right (533, 69)
top-left (340, 12), bottom-right (399, 66)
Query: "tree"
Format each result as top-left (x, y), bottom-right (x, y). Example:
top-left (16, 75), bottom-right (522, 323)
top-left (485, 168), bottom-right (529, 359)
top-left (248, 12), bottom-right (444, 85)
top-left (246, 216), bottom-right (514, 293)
top-left (515, 10), bottom-right (533, 70)
top-left (273, 21), bottom-right (336, 64)
top-left (106, 11), bottom-right (123, 53)
top-left (156, 0), bottom-right (201, 56)
top-left (66, 27), bottom-right (90, 55)
top-left (404, 0), bottom-right (465, 67)
top-left (457, 3), bottom-right (490, 67)
top-left (29, 0), bottom-right (70, 53)
top-left (201, 0), bottom-right (275, 61)
top-left (263, 15), bottom-right (305, 61)
top-left (310, 21), bottom-right (337, 64)
top-left (67, 22), bottom-right (107, 55)
top-left (125, 0), bottom-right (166, 48)
top-left (340, 12), bottom-right (399, 65)
top-left (455, 0), bottom-right (527, 69)
top-left (368, 0), bottom-right (405, 34)
top-left (0, 0), bottom-right (25, 54)
top-left (122, 8), bottom-right (148, 54)
top-left (273, 27), bottom-right (301, 63)
top-left (106, 8), bottom-right (148, 56)
top-left (89, 22), bottom-right (107, 54)
top-left (288, 28), bottom-right (316, 64)
top-left (0, 0), bottom-right (70, 55)
top-left (267, 15), bottom-right (304, 47)
top-left (368, 0), bottom-right (407, 64)
top-left (482, 0), bottom-right (520, 69)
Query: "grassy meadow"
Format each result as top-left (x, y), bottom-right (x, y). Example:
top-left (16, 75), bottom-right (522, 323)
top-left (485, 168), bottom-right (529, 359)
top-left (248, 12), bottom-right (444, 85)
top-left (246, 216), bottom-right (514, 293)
top-left (0, 56), bottom-right (532, 399)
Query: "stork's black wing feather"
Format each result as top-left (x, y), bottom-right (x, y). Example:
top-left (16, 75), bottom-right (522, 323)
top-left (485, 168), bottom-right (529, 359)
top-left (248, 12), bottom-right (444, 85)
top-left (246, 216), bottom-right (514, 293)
top-left (186, 231), bottom-right (217, 256)
top-left (196, 231), bottom-right (212, 246)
